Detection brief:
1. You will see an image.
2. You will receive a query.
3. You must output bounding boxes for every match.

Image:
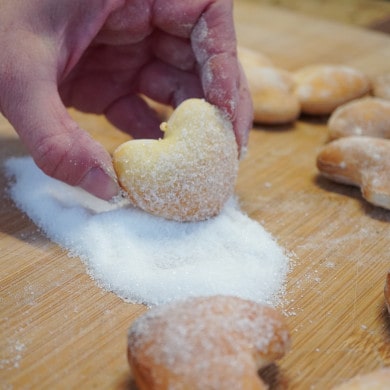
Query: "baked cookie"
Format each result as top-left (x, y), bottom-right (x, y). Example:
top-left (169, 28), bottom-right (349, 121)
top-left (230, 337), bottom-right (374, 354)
top-left (248, 67), bottom-right (301, 124)
top-left (317, 136), bottom-right (390, 210)
top-left (113, 99), bottom-right (238, 222)
top-left (372, 73), bottom-right (390, 101)
top-left (332, 368), bottom-right (390, 389)
top-left (127, 295), bottom-right (290, 390)
top-left (385, 270), bottom-right (390, 314)
top-left (294, 64), bottom-right (370, 115)
top-left (328, 97), bottom-right (390, 140)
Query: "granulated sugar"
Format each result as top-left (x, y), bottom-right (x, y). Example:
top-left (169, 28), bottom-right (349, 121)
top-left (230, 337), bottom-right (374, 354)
top-left (5, 157), bottom-right (290, 306)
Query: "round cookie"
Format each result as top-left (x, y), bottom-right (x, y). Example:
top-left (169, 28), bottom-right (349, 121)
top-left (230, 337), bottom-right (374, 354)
top-left (127, 295), bottom-right (290, 390)
top-left (113, 99), bottom-right (238, 222)
top-left (238, 46), bottom-right (273, 70)
top-left (293, 64), bottom-right (370, 115)
top-left (247, 67), bottom-right (301, 124)
top-left (238, 47), bottom-right (300, 124)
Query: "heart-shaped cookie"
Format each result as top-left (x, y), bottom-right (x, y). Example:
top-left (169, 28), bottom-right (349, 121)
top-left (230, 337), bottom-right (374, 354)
top-left (113, 99), bottom-right (238, 221)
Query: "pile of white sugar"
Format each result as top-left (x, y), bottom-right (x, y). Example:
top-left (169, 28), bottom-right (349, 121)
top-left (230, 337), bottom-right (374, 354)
top-left (5, 157), bottom-right (290, 307)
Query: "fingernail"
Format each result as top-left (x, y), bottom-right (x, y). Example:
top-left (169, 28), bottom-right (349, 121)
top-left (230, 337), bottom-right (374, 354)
top-left (79, 167), bottom-right (120, 200)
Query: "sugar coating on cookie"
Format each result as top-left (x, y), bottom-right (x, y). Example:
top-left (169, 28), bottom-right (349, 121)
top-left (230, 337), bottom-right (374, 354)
top-left (332, 368), bottom-right (390, 389)
top-left (316, 136), bottom-right (390, 210)
top-left (293, 64), bottom-right (370, 115)
top-left (238, 47), bottom-right (301, 124)
top-left (372, 73), bottom-right (390, 101)
top-left (385, 271), bottom-right (390, 314)
top-left (113, 99), bottom-right (238, 222)
top-left (127, 295), bottom-right (290, 390)
top-left (238, 46), bottom-right (274, 70)
top-left (328, 97), bottom-right (390, 140)
top-left (247, 66), bottom-right (300, 124)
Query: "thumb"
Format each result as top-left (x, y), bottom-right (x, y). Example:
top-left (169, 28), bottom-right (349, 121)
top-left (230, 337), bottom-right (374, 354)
top-left (1, 77), bottom-right (119, 200)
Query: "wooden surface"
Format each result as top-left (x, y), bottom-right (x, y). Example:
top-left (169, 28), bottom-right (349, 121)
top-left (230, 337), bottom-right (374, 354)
top-left (1, 2), bottom-right (390, 389)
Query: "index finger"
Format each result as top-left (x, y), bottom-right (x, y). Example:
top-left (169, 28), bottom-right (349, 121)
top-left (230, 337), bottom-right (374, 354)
top-left (191, 1), bottom-right (253, 153)
top-left (153, 0), bottom-right (253, 153)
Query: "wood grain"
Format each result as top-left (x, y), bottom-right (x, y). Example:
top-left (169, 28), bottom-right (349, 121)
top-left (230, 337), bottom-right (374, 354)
top-left (1, 2), bottom-right (390, 389)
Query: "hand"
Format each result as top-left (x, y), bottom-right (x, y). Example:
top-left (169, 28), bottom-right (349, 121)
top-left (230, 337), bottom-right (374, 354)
top-left (0, 0), bottom-right (253, 200)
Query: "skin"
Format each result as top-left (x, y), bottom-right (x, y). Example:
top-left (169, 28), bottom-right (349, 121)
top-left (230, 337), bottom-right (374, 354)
top-left (0, 0), bottom-right (253, 200)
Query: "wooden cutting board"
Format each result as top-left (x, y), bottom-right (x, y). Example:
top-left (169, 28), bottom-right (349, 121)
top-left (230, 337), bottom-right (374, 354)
top-left (1, 2), bottom-right (390, 389)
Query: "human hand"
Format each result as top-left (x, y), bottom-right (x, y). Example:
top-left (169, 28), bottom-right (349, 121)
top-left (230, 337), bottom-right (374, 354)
top-left (0, 0), bottom-right (253, 200)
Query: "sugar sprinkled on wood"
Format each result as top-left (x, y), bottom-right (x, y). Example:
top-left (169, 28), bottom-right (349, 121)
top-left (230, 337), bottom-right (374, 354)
top-left (5, 157), bottom-right (290, 306)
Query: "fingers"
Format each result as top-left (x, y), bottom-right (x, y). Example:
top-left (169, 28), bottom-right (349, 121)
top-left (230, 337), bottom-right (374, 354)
top-left (0, 2), bottom-right (122, 200)
top-left (235, 64), bottom-right (254, 155)
top-left (152, 0), bottom-right (253, 151)
top-left (105, 94), bottom-right (164, 139)
top-left (59, 41), bottom-right (153, 114)
top-left (1, 76), bottom-right (119, 200)
top-left (191, 0), bottom-right (253, 152)
top-left (137, 61), bottom-right (204, 107)
top-left (152, 33), bottom-right (196, 72)
top-left (137, 57), bottom-right (252, 155)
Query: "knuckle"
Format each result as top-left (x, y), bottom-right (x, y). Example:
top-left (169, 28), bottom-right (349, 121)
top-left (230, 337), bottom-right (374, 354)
top-left (33, 132), bottom-right (88, 185)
